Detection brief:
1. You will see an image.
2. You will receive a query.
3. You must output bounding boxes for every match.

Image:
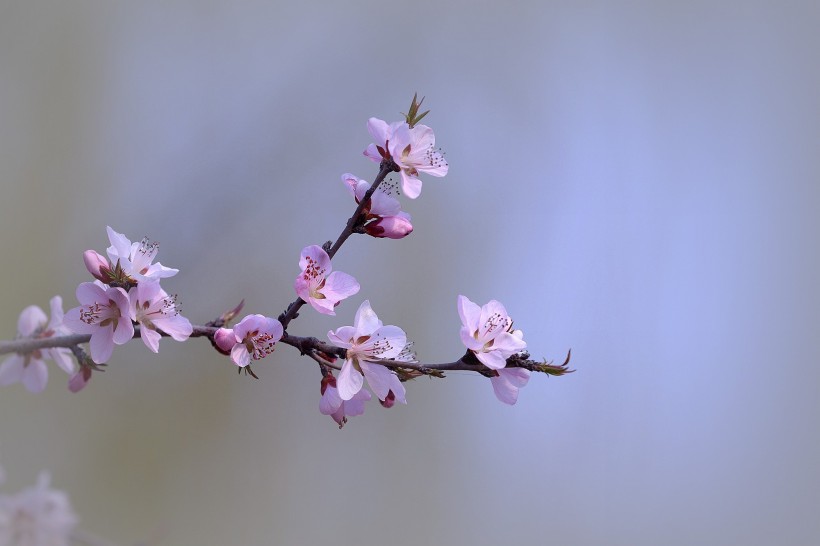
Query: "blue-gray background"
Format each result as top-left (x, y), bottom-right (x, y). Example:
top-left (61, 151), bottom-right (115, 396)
top-left (1, 1), bottom-right (818, 545)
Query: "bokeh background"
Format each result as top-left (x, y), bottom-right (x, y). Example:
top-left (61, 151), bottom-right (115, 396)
top-left (1, 1), bottom-right (819, 544)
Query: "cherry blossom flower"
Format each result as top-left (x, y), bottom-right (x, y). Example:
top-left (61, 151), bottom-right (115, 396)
top-left (0, 297), bottom-right (75, 393)
top-left (327, 300), bottom-right (407, 403)
top-left (105, 226), bottom-right (178, 282)
top-left (0, 473), bottom-right (78, 546)
top-left (458, 295), bottom-right (527, 370)
top-left (490, 367), bottom-right (531, 405)
top-left (363, 118), bottom-right (448, 199)
top-left (388, 122), bottom-right (448, 199)
top-left (319, 373), bottom-right (371, 428)
top-left (214, 314), bottom-right (283, 368)
top-left (342, 173), bottom-right (413, 239)
top-left (64, 282), bottom-right (133, 364)
top-left (129, 280), bottom-right (193, 353)
top-left (294, 245), bottom-right (360, 316)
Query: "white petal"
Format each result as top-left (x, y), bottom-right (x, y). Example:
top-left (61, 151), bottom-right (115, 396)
top-left (337, 359), bottom-right (364, 401)
top-left (0, 355), bottom-right (25, 386)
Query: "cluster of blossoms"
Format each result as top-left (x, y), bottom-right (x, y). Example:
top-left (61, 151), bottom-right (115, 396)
top-left (0, 227), bottom-right (195, 393)
top-left (0, 464), bottom-right (78, 546)
top-left (64, 227), bottom-right (194, 378)
top-left (0, 96), bottom-right (564, 431)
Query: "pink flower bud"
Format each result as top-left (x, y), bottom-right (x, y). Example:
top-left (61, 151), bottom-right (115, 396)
top-left (83, 250), bottom-right (111, 282)
top-left (68, 367), bottom-right (92, 393)
top-left (213, 328), bottom-right (237, 354)
top-left (379, 390), bottom-right (397, 408)
top-left (366, 215), bottom-right (413, 239)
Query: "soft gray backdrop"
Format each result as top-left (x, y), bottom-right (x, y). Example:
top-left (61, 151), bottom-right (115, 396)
top-left (1, 1), bottom-right (818, 545)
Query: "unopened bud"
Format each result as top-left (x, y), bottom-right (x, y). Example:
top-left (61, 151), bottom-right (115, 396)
top-left (213, 328), bottom-right (237, 354)
top-left (83, 250), bottom-right (111, 282)
top-left (366, 214), bottom-right (413, 239)
top-left (380, 390), bottom-right (397, 408)
top-left (68, 366), bottom-right (92, 393)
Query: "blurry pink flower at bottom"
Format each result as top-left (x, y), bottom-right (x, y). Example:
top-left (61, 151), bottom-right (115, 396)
top-left (0, 296), bottom-right (75, 393)
top-left (64, 282), bottom-right (133, 364)
top-left (0, 472), bottom-right (78, 546)
top-left (215, 314), bottom-right (283, 368)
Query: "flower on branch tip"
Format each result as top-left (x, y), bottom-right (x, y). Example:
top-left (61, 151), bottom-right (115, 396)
top-left (129, 280), bottom-right (193, 353)
top-left (0, 297), bottom-right (75, 393)
top-left (319, 373), bottom-right (371, 428)
top-left (214, 314), bottom-right (283, 368)
top-left (294, 245), bottom-right (360, 316)
top-left (363, 118), bottom-right (447, 199)
top-left (0, 472), bottom-right (78, 546)
top-left (105, 226), bottom-right (178, 283)
top-left (64, 282), bottom-right (133, 364)
top-left (327, 300), bottom-right (407, 404)
top-left (342, 173), bottom-right (413, 239)
top-left (458, 295), bottom-right (527, 371)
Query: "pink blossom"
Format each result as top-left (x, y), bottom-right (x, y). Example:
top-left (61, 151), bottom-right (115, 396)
top-left (67, 366), bottom-right (92, 393)
top-left (363, 118), bottom-right (404, 164)
top-left (294, 245), bottom-right (360, 316)
top-left (328, 300), bottom-right (407, 403)
top-left (389, 123), bottom-right (448, 199)
top-left (319, 373), bottom-right (371, 428)
top-left (363, 118), bottom-right (448, 199)
top-left (490, 367), bottom-right (532, 405)
top-left (0, 297), bottom-right (75, 393)
top-left (64, 282), bottom-right (133, 364)
top-left (82, 250), bottom-right (112, 283)
top-left (129, 280), bottom-right (193, 353)
top-left (105, 226), bottom-right (178, 282)
top-left (342, 173), bottom-right (413, 239)
top-left (0, 472), bottom-right (78, 546)
top-left (458, 295), bottom-right (527, 370)
top-left (215, 314), bottom-right (283, 368)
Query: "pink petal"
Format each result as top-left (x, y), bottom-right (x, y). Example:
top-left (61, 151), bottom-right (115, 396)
top-left (48, 348), bottom-right (76, 375)
top-left (106, 226), bottom-right (132, 261)
top-left (322, 271), bottom-right (360, 301)
top-left (491, 368), bottom-right (531, 405)
top-left (337, 359), bottom-right (364, 401)
top-left (353, 300), bottom-right (382, 337)
top-left (89, 329), bottom-right (115, 364)
top-left (399, 172), bottom-right (422, 199)
top-left (327, 326), bottom-right (355, 349)
top-left (22, 359), bottom-right (48, 393)
top-left (457, 295), bottom-right (481, 331)
top-left (355, 325), bottom-right (406, 360)
top-left (63, 307), bottom-right (96, 334)
top-left (344, 388), bottom-right (371, 416)
top-left (231, 344), bottom-right (251, 367)
top-left (47, 296), bottom-right (66, 332)
top-left (299, 245), bottom-right (331, 275)
top-left (308, 296), bottom-right (337, 316)
top-left (460, 327), bottom-right (484, 352)
top-left (476, 349), bottom-right (509, 370)
top-left (490, 331), bottom-right (528, 355)
top-left (360, 361), bottom-right (406, 403)
top-left (319, 385), bottom-right (343, 416)
top-left (366, 117), bottom-right (391, 145)
top-left (112, 316), bottom-right (135, 345)
top-left (76, 282), bottom-right (106, 305)
top-left (141, 328), bottom-right (161, 353)
top-left (144, 262), bottom-right (179, 279)
top-left (155, 315), bottom-right (193, 341)
top-left (0, 355), bottom-right (25, 386)
top-left (17, 305), bottom-right (47, 337)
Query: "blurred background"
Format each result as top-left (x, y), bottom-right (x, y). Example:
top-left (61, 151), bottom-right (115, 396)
top-left (1, 1), bottom-right (818, 544)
